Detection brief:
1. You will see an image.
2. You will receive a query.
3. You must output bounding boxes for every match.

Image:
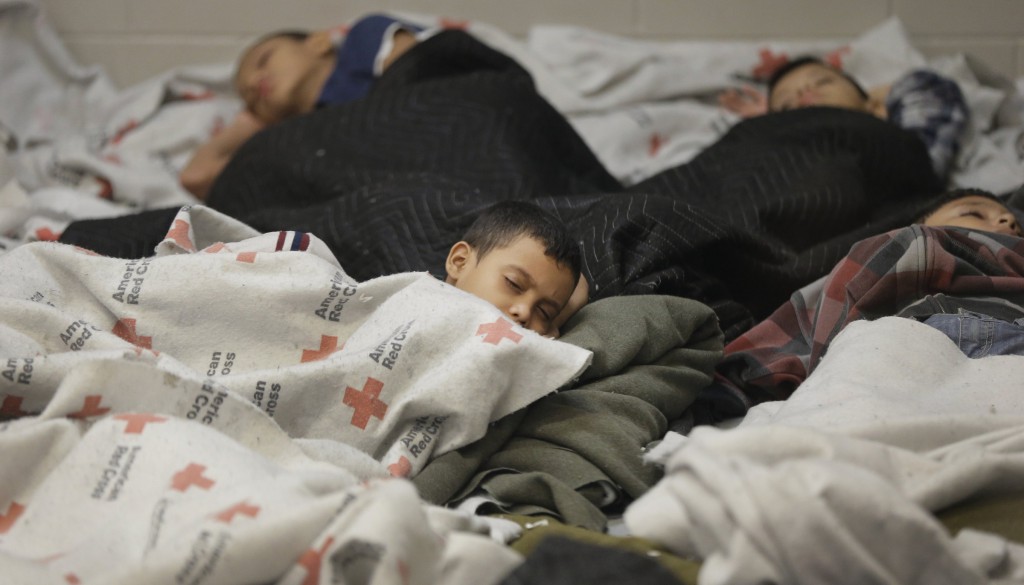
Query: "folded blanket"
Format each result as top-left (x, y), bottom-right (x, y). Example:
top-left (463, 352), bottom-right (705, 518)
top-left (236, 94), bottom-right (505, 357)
top-left (413, 294), bottom-right (723, 531)
top-left (0, 205), bottom-right (592, 477)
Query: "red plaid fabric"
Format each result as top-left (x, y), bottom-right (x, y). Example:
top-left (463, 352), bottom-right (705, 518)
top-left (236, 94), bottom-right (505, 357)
top-left (709, 225), bottom-right (1024, 413)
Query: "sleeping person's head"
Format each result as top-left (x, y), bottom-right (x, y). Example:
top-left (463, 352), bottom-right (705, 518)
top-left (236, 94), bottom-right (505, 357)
top-left (767, 56), bottom-right (872, 113)
top-left (233, 30), bottom-right (337, 124)
top-left (918, 188), bottom-right (1022, 236)
top-left (444, 201), bottom-right (587, 337)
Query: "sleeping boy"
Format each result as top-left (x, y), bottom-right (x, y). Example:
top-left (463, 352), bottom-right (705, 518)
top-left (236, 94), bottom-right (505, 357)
top-left (180, 14), bottom-right (428, 199)
top-left (917, 188), bottom-right (1022, 237)
top-left (719, 56), bottom-right (968, 179)
top-left (444, 201), bottom-right (590, 338)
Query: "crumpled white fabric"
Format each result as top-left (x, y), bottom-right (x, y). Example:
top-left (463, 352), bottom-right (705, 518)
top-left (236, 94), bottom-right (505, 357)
top-left (0, 367), bottom-right (523, 585)
top-left (524, 17), bottom-right (1024, 190)
top-left (628, 317), bottom-right (1024, 585)
top-left (0, 204), bottom-right (593, 477)
top-left (0, 0), bottom-right (232, 214)
top-left (0, 203), bottom-right (601, 583)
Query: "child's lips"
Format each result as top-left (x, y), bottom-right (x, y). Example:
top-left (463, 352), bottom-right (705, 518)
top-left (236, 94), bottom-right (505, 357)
top-left (257, 78), bottom-right (272, 98)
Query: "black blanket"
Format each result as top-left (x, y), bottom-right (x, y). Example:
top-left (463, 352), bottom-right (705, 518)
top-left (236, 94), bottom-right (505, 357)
top-left (61, 30), bottom-right (943, 341)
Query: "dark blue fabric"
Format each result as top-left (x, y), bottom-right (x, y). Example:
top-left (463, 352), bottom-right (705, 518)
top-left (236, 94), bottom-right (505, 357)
top-left (885, 69), bottom-right (968, 179)
top-left (317, 14), bottom-right (422, 107)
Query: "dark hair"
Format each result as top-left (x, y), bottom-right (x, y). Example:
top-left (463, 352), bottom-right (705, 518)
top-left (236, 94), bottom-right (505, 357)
top-left (766, 56), bottom-right (869, 109)
top-left (238, 30), bottom-right (310, 68)
top-left (462, 201), bottom-right (581, 283)
top-left (916, 188), bottom-right (1006, 222)
top-left (255, 30), bottom-right (310, 44)
top-left (236, 30), bottom-right (311, 83)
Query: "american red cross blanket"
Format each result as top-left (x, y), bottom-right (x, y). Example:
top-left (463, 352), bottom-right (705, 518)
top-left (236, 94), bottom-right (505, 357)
top-left (0, 355), bottom-right (524, 584)
top-left (0, 204), bottom-right (593, 478)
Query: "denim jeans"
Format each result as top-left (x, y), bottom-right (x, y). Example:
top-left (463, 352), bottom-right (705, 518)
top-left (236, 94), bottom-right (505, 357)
top-left (922, 310), bottom-right (1024, 358)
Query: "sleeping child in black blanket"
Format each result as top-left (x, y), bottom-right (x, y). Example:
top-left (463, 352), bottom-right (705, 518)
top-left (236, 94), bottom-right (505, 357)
top-left (180, 14), bottom-right (426, 199)
top-left (719, 56), bottom-right (969, 179)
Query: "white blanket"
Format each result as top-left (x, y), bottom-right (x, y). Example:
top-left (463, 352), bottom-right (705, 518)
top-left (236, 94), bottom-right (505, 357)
top-left (0, 365), bottom-right (524, 585)
top-left (0, 204), bottom-right (591, 476)
top-left (0, 204), bottom-right (597, 583)
top-left (627, 317), bottom-right (1024, 585)
top-left (0, 0), bottom-right (232, 212)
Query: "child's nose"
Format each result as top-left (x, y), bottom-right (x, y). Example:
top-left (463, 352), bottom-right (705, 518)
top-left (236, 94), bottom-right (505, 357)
top-left (999, 213), bottom-right (1020, 234)
top-left (506, 304), bottom-right (530, 327)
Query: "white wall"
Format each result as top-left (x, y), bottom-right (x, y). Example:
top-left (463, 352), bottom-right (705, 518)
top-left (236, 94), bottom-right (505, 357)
top-left (39, 0), bottom-right (1024, 88)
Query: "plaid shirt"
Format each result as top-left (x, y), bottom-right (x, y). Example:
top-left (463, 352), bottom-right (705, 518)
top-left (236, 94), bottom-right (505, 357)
top-left (886, 69), bottom-right (969, 179)
top-left (706, 225), bottom-right (1024, 416)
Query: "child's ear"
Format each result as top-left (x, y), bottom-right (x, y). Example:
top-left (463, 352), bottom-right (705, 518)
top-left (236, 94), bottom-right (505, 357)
top-left (444, 241), bottom-right (474, 284)
top-left (305, 31), bottom-right (335, 57)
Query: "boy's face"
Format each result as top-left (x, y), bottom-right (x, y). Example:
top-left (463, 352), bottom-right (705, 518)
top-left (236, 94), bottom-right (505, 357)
top-left (923, 195), bottom-right (1022, 236)
top-left (234, 34), bottom-right (332, 124)
top-left (445, 236), bottom-right (578, 337)
top-left (769, 63), bottom-right (868, 112)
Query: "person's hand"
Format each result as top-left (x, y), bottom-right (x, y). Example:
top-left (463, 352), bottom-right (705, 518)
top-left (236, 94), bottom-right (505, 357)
top-left (179, 110), bottom-right (267, 200)
top-left (718, 86), bottom-right (768, 118)
top-left (221, 110), bottom-right (267, 140)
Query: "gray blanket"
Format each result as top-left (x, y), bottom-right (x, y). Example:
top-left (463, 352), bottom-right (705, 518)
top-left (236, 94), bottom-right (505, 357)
top-left (413, 295), bottom-right (723, 531)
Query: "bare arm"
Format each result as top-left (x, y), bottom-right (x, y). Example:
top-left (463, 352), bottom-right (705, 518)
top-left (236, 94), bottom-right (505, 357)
top-left (380, 29), bottom-right (418, 71)
top-left (179, 110), bottom-right (265, 200)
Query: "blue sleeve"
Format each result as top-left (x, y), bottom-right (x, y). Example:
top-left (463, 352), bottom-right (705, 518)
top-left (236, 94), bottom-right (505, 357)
top-left (317, 14), bottom-right (424, 107)
top-left (885, 70), bottom-right (969, 179)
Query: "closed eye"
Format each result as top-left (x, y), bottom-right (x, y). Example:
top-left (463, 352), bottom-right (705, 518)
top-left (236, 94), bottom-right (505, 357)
top-left (505, 277), bottom-right (523, 292)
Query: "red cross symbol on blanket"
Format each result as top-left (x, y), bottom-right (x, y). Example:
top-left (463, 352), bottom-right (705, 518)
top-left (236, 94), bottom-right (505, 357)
top-left (113, 318), bottom-right (152, 349)
top-left (825, 46), bottom-right (851, 70)
top-left (476, 317), bottom-right (523, 345)
top-left (171, 463), bottom-right (215, 492)
top-left (301, 335), bottom-right (340, 362)
top-left (114, 413), bottom-right (167, 434)
top-left (648, 133), bottom-right (664, 157)
top-left (34, 227), bottom-right (61, 241)
top-left (343, 377), bottom-right (388, 429)
top-left (166, 219), bottom-right (195, 251)
top-left (298, 536), bottom-right (335, 585)
top-left (398, 559), bottom-right (411, 585)
top-left (67, 395), bottom-right (111, 419)
top-left (752, 48), bottom-right (790, 80)
top-left (214, 500), bottom-right (260, 523)
top-left (0, 501), bottom-right (25, 534)
top-left (0, 395), bottom-right (29, 418)
top-left (440, 17), bottom-right (469, 29)
top-left (388, 456), bottom-right (412, 478)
